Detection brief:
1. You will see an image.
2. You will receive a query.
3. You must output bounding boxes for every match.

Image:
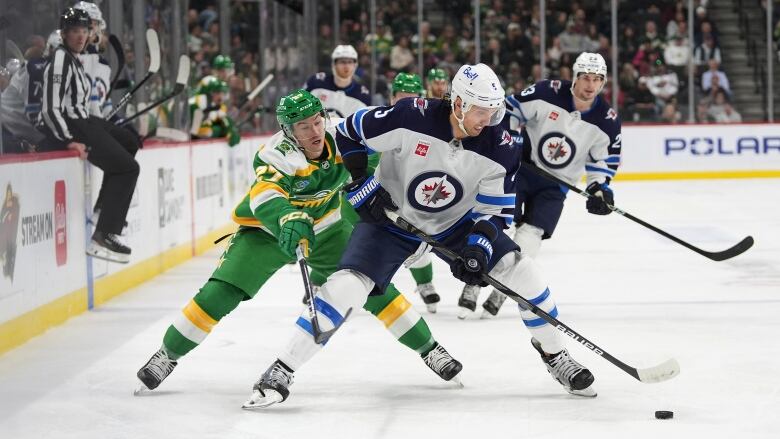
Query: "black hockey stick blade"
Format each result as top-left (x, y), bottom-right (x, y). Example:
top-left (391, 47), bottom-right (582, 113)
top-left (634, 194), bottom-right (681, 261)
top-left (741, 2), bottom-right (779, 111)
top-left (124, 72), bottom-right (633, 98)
top-left (108, 34), bottom-right (125, 92)
top-left (386, 211), bottom-right (680, 384)
top-left (700, 235), bottom-right (754, 261)
top-left (523, 163), bottom-right (754, 262)
top-left (118, 55), bottom-right (190, 125)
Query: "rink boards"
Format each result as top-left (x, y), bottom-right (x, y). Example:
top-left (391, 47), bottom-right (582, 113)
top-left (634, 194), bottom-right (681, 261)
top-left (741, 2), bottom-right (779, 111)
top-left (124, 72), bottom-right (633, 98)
top-left (0, 135), bottom-right (270, 354)
top-left (1, 122), bottom-right (779, 356)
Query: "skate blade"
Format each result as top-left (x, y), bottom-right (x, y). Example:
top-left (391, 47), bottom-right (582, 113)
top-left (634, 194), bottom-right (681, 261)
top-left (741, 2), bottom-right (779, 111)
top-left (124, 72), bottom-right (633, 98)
top-left (449, 375), bottom-right (465, 388)
top-left (567, 386), bottom-right (597, 398)
top-left (425, 304), bottom-right (437, 314)
top-left (86, 247), bottom-right (130, 264)
top-left (242, 389), bottom-right (283, 409)
top-left (457, 307), bottom-right (472, 320)
top-left (133, 381), bottom-right (151, 396)
top-left (480, 310), bottom-right (496, 319)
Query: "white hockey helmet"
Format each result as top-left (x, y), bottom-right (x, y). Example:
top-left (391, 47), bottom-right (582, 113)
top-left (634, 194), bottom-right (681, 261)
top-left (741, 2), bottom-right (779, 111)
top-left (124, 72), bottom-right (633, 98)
top-left (331, 45), bottom-right (358, 62)
top-left (572, 52), bottom-right (607, 92)
top-left (44, 30), bottom-right (63, 57)
top-left (450, 63), bottom-right (506, 132)
top-left (74, 1), bottom-right (106, 30)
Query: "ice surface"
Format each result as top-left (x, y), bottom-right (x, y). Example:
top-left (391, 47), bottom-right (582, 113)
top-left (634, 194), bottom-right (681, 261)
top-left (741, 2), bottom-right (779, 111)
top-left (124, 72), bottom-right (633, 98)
top-left (1, 179), bottom-right (778, 438)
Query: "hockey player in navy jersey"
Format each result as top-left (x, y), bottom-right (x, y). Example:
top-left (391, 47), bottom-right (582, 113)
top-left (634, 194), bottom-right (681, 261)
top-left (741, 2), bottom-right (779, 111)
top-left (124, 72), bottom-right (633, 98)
top-left (473, 52), bottom-right (623, 318)
top-left (243, 63), bottom-right (597, 409)
top-left (304, 45), bottom-right (371, 118)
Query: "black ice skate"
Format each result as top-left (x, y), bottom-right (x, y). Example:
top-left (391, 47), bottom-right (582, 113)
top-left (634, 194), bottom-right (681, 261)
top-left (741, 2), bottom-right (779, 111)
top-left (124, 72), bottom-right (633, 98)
top-left (87, 230), bottom-right (131, 263)
top-left (415, 282), bottom-right (440, 313)
top-left (422, 342), bottom-right (463, 384)
top-left (135, 348), bottom-right (178, 394)
top-left (457, 284), bottom-right (480, 319)
top-left (480, 289), bottom-right (508, 319)
top-left (531, 338), bottom-right (596, 397)
top-left (242, 360), bottom-right (295, 409)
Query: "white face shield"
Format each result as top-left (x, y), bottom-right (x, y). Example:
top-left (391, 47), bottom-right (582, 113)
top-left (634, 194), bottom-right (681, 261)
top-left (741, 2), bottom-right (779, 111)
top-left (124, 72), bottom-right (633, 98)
top-left (450, 64), bottom-right (506, 133)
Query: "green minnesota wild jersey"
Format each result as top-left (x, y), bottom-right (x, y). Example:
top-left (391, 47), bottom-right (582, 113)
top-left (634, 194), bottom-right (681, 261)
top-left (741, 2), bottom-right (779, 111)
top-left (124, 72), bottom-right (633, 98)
top-left (232, 125), bottom-right (349, 238)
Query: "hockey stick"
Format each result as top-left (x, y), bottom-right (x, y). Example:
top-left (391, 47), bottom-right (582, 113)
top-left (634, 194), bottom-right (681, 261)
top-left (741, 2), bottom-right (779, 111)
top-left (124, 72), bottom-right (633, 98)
top-left (118, 54), bottom-right (190, 125)
top-left (296, 241), bottom-right (352, 344)
top-left (386, 211), bottom-right (680, 384)
top-left (523, 164), bottom-right (754, 261)
top-left (107, 34), bottom-right (125, 92)
top-left (234, 74), bottom-right (275, 128)
top-left (106, 29), bottom-right (161, 119)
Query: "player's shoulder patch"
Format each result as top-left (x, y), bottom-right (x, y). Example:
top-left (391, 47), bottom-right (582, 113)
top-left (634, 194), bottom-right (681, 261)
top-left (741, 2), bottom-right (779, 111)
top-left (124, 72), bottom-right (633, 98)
top-left (411, 97), bottom-right (429, 116)
top-left (315, 72), bottom-right (327, 81)
top-left (257, 132), bottom-right (307, 175)
top-left (360, 85), bottom-right (369, 96)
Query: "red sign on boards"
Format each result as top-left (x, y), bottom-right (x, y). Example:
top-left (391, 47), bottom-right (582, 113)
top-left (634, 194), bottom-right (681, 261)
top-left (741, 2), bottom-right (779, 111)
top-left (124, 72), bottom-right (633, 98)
top-left (54, 180), bottom-right (67, 266)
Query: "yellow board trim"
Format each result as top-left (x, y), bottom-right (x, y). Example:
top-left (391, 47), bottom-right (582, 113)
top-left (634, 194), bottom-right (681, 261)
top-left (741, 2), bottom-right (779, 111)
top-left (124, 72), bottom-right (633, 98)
top-left (613, 170), bottom-right (780, 181)
top-left (0, 223), bottom-right (236, 357)
top-left (376, 294), bottom-right (412, 328)
top-left (182, 299), bottom-right (217, 333)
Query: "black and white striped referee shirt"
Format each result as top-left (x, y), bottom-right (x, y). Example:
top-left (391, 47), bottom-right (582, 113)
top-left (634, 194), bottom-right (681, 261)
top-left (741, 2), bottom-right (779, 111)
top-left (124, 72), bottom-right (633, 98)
top-left (42, 45), bottom-right (91, 141)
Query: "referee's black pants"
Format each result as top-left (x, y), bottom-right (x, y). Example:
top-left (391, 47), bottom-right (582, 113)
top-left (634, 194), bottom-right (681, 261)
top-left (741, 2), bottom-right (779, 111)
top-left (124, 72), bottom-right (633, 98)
top-left (67, 116), bottom-right (140, 236)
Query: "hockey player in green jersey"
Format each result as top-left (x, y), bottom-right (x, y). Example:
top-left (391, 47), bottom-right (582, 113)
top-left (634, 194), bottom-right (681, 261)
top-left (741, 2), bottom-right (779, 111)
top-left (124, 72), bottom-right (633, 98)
top-left (189, 76), bottom-right (240, 146)
top-left (426, 68), bottom-right (449, 99)
top-left (136, 89), bottom-right (462, 394)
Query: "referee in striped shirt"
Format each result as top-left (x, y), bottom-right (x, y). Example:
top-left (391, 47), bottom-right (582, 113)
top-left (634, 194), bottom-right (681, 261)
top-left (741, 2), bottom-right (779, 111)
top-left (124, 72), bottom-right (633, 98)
top-left (42, 8), bottom-right (139, 263)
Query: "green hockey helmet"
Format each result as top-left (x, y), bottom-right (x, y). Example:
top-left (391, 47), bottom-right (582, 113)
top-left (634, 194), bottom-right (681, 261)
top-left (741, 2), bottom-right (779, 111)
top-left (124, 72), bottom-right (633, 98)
top-left (212, 54), bottom-right (234, 70)
top-left (426, 68), bottom-right (449, 83)
top-left (276, 89), bottom-right (327, 140)
top-left (392, 72), bottom-right (424, 96)
top-left (199, 77), bottom-right (228, 95)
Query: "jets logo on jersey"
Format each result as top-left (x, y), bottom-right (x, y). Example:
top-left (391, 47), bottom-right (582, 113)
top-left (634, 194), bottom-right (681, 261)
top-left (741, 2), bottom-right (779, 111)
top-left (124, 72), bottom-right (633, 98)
top-left (407, 171), bottom-right (464, 213)
top-left (550, 80), bottom-right (562, 93)
top-left (500, 130), bottom-right (512, 145)
top-left (605, 108), bottom-right (618, 120)
top-left (413, 98), bottom-right (428, 116)
top-left (415, 140), bottom-right (430, 157)
top-left (537, 132), bottom-right (576, 169)
top-left (549, 111), bottom-right (559, 121)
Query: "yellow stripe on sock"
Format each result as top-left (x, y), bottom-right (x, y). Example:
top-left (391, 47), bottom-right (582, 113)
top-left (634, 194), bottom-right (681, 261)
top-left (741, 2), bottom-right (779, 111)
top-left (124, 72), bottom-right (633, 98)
top-left (377, 295), bottom-right (412, 328)
top-left (182, 299), bottom-right (218, 333)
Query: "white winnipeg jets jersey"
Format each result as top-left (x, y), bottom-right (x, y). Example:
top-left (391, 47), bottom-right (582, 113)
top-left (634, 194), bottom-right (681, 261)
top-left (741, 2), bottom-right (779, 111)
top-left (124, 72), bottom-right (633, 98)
top-left (79, 52), bottom-right (113, 118)
top-left (304, 72), bottom-right (371, 118)
top-left (336, 97), bottom-right (520, 236)
top-left (505, 79), bottom-right (622, 186)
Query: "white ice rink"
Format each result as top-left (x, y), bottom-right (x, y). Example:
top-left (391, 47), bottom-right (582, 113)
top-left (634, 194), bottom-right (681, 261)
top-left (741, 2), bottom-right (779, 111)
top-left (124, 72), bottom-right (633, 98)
top-left (1, 179), bottom-right (778, 439)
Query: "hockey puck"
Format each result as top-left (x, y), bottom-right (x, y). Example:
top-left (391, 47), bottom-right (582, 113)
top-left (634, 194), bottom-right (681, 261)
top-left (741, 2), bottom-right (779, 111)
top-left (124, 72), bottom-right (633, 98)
top-left (655, 410), bottom-right (674, 420)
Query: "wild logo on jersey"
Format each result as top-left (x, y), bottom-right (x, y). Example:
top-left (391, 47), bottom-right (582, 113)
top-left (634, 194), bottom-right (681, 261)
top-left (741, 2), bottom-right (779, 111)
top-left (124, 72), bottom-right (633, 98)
top-left (407, 171), bottom-right (464, 213)
top-left (538, 132), bottom-right (577, 169)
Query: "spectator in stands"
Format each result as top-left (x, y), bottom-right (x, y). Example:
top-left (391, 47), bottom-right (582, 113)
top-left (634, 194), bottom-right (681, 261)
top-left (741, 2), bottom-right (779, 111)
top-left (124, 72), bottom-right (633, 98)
top-left (693, 34), bottom-right (722, 66)
top-left (707, 89), bottom-right (742, 123)
top-left (660, 102), bottom-right (682, 123)
top-left (645, 62), bottom-right (679, 111)
top-left (549, 11), bottom-right (568, 38)
top-left (558, 21), bottom-right (588, 55)
top-left (633, 77), bottom-right (659, 121)
top-left (664, 35), bottom-right (691, 71)
top-left (666, 11), bottom-right (686, 40)
top-left (503, 22), bottom-right (534, 69)
top-left (642, 20), bottom-right (665, 52)
top-left (618, 25), bottom-right (639, 65)
top-left (701, 59), bottom-right (731, 96)
top-left (390, 34), bottom-right (414, 71)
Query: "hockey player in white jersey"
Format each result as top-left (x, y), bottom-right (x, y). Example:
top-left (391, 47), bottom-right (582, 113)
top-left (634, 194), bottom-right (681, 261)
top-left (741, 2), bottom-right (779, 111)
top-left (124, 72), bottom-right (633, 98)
top-left (244, 63), bottom-right (597, 409)
top-left (474, 52), bottom-right (623, 318)
top-left (304, 45), bottom-right (371, 118)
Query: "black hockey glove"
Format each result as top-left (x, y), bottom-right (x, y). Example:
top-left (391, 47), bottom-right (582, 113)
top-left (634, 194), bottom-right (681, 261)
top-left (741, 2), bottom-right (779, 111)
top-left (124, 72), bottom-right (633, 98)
top-left (585, 181), bottom-right (614, 215)
top-left (450, 221), bottom-right (497, 287)
top-left (344, 175), bottom-right (398, 224)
